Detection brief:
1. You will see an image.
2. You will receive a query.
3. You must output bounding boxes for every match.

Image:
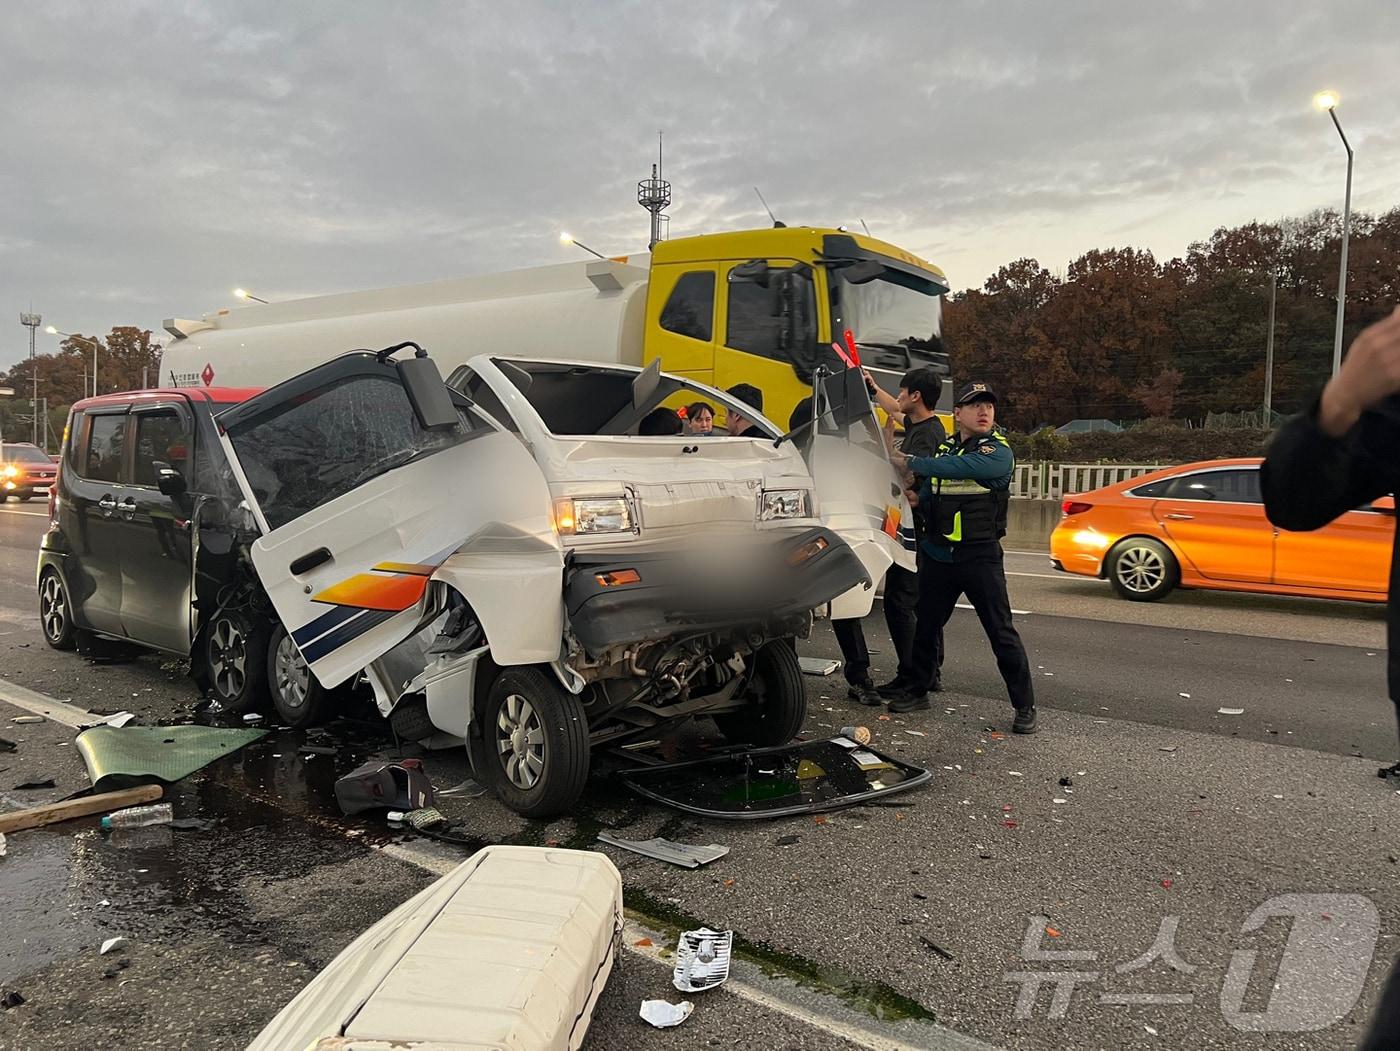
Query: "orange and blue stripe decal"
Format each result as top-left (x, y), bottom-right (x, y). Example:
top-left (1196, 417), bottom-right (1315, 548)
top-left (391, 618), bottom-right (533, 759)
top-left (291, 545), bottom-right (458, 663)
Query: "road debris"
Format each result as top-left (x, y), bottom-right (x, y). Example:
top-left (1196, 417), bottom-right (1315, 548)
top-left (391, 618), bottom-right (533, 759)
top-left (798, 656), bottom-right (840, 677)
top-left (438, 777), bottom-right (489, 798)
top-left (0, 832), bottom-right (7, 857)
top-left (76, 725), bottom-right (267, 793)
top-left (673, 928), bottom-right (733, 992)
top-left (918, 936), bottom-right (955, 960)
top-left (14, 779), bottom-right (56, 790)
top-left (1059, 777), bottom-right (1073, 786)
top-left (904, 729), bottom-right (927, 737)
top-left (0, 736), bottom-right (15, 752)
top-left (839, 725), bottom-right (871, 745)
top-left (776, 835), bottom-right (799, 846)
top-left (596, 832), bottom-right (729, 869)
top-left (99, 937), bottom-right (128, 956)
top-left (1, 990), bottom-right (25, 1009)
top-left (0, 784), bottom-right (163, 835)
top-left (1178, 692), bottom-right (1191, 699)
top-left (101, 803), bottom-right (173, 830)
top-left (640, 999), bottom-right (694, 1028)
top-left (334, 758), bottom-right (434, 815)
top-left (1217, 707), bottom-right (1245, 716)
top-left (11, 716), bottom-right (44, 725)
top-left (1007, 771), bottom-right (1023, 777)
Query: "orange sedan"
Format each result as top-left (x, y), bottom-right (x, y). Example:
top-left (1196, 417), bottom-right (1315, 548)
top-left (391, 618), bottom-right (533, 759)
top-left (1050, 457), bottom-right (1394, 602)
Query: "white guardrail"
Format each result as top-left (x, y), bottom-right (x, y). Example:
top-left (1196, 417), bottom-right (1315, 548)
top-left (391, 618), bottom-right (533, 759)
top-left (1012, 463), bottom-right (1168, 501)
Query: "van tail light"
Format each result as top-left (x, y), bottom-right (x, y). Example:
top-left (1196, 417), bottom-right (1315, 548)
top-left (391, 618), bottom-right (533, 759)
top-left (48, 463), bottom-right (60, 523)
top-left (1061, 500), bottom-right (1093, 517)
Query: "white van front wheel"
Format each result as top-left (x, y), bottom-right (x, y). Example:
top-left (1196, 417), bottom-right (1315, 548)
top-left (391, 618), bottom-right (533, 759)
top-left (477, 667), bottom-right (590, 819)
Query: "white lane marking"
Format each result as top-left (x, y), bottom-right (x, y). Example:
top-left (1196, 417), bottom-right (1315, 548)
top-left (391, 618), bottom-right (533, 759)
top-left (0, 676), bottom-right (95, 729)
top-left (1007, 570), bottom-right (1080, 581)
top-left (0, 508), bottom-right (48, 518)
top-left (1003, 549), bottom-right (1052, 557)
top-left (957, 602), bottom-right (1031, 615)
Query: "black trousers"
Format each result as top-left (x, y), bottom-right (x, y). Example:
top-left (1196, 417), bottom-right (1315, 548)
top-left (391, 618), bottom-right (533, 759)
top-left (1361, 951), bottom-right (1400, 1050)
top-left (831, 617), bottom-right (871, 687)
top-left (908, 544), bottom-right (1034, 710)
top-left (883, 562), bottom-right (938, 684)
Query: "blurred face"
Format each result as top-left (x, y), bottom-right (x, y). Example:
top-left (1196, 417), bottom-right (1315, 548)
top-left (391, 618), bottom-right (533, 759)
top-left (688, 409), bottom-right (713, 434)
top-left (954, 396), bottom-right (996, 436)
top-left (896, 387), bottom-right (922, 414)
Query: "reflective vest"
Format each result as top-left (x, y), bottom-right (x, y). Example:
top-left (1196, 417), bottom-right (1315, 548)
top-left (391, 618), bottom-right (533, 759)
top-left (927, 431), bottom-right (1012, 545)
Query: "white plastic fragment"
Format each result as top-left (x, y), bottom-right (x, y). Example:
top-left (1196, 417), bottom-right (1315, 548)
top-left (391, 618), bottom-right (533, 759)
top-left (1008, 771), bottom-right (1024, 777)
top-left (1178, 693), bottom-right (1191, 699)
top-left (673, 927), bottom-right (733, 992)
top-left (1053, 798), bottom-right (1067, 804)
top-left (100, 937), bottom-right (128, 955)
top-left (1217, 707), bottom-right (1245, 716)
top-left (640, 999), bottom-right (694, 1028)
top-left (0, 832), bottom-right (7, 857)
top-left (12, 715), bottom-right (43, 725)
top-left (904, 730), bottom-right (927, 738)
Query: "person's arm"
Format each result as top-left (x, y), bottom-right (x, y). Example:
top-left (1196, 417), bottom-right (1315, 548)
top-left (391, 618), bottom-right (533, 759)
top-left (1262, 404), bottom-right (1389, 531)
top-left (1263, 308), bottom-right (1400, 531)
top-left (861, 369), bottom-right (904, 422)
top-left (907, 440), bottom-right (1013, 482)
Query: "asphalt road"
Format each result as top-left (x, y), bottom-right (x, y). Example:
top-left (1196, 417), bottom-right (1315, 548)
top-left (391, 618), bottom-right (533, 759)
top-left (1, 503), bottom-right (1396, 1050)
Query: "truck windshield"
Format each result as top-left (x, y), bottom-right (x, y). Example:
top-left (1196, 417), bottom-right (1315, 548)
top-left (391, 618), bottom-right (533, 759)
top-left (831, 271), bottom-right (944, 375)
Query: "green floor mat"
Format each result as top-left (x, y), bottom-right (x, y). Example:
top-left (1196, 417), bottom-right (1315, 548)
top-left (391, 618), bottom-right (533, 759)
top-left (76, 725), bottom-right (268, 793)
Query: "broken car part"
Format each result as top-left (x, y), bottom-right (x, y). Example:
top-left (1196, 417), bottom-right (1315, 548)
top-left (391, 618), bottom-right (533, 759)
top-left (673, 927), bottom-right (734, 993)
top-left (333, 758), bottom-right (434, 816)
top-left (616, 737), bottom-right (931, 820)
top-left (595, 832), bottom-right (729, 869)
top-left (247, 846), bottom-right (622, 1051)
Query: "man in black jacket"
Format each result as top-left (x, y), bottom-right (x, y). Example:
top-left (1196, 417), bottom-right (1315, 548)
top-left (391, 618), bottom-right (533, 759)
top-left (1261, 305), bottom-right (1400, 1050)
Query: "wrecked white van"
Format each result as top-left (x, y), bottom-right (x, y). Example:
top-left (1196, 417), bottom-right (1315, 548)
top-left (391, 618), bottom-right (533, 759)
top-left (214, 345), bottom-right (907, 817)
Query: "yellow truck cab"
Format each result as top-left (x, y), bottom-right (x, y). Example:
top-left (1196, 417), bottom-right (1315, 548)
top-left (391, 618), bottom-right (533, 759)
top-left (642, 227), bottom-right (951, 431)
top-left (162, 225), bottom-right (952, 433)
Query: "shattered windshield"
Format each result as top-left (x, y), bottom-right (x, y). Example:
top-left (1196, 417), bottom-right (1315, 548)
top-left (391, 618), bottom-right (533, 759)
top-left (226, 373), bottom-right (478, 530)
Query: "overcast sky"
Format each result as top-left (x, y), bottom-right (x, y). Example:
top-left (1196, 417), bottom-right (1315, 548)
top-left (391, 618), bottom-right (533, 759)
top-left (2, 0), bottom-right (1397, 371)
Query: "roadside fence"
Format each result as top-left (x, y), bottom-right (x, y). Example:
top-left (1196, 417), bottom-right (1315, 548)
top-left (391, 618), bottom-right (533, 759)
top-left (1012, 462), bottom-right (1168, 501)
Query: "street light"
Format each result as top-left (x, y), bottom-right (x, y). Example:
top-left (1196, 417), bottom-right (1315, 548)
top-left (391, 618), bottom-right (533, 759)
top-left (233, 287), bottom-right (269, 304)
top-left (1313, 90), bottom-right (1353, 377)
top-left (559, 232), bottom-right (607, 261)
top-left (46, 326), bottom-right (101, 398)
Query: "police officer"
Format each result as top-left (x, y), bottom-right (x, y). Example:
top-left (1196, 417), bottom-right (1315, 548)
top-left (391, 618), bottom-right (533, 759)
top-left (886, 381), bottom-right (1038, 734)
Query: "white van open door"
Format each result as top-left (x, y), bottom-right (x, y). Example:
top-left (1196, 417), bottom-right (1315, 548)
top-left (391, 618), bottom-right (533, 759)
top-left (796, 367), bottom-right (917, 618)
top-left (214, 350), bottom-right (557, 689)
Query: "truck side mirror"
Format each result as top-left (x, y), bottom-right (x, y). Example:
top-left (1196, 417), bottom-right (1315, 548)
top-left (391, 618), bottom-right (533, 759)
top-left (395, 355), bottom-right (460, 430)
top-left (731, 259), bottom-right (770, 288)
top-left (152, 461), bottom-right (187, 499)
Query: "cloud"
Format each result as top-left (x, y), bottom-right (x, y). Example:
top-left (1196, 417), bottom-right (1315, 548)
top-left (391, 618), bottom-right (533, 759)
top-left (2, 0), bottom-right (1397, 369)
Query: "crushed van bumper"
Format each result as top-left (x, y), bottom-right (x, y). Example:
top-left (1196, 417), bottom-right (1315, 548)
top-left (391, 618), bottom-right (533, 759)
top-left (562, 526), bottom-right (868, 655)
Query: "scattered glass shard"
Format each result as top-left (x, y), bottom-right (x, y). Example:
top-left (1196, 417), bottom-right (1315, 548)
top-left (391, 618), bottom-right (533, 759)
top-left (595, 833), bottom-right (729, 868)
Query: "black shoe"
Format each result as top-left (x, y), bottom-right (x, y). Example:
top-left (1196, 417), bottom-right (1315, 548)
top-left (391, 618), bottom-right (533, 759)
top-left (876, 677), bottom-right (908, 699)
top-left (929, 677), bottom-right (944, 694)
top-left (1013, 706), bottom-right (1039, 735)
top-left (848, 682), bottom-right (883, 707)
top-left (887, 691), bottom-right (931, 714)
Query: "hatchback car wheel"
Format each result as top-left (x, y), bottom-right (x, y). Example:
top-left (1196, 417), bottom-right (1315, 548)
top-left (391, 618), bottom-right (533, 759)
top-left (474, 667), bottom-right (589, 819)
top-left (1108, 537), bottom-right (1178, 602)
top-left (38, 569), bottom-right (77, 651)
top-left (204, 609), bottom-right (269, 710)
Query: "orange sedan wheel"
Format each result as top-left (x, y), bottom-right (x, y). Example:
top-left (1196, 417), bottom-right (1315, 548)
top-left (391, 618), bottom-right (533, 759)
top-left (1108, 537), bottom-right (1179, 602)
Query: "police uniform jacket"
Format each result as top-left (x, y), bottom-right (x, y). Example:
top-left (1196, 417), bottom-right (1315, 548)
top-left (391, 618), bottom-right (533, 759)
top-left (907, 430), bottom-right (1014, 560)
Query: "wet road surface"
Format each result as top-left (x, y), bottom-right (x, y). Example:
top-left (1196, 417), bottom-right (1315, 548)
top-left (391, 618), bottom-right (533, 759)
top-left (2, 504), bottom-right (1397, 1049)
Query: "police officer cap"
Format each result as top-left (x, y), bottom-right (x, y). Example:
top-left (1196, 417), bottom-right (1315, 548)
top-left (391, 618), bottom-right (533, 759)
top-left (955, 381), bottom-right (997, 406)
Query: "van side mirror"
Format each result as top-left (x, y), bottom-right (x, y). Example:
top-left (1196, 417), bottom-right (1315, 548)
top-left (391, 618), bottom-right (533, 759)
top-left (152, 461), bottom-right (186, 498)
top-left (395, 355), bottom-right (460, 430)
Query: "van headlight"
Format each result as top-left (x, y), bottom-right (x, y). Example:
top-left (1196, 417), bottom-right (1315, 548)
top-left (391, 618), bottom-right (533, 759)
top-left (758, 489), bottom-right (810, 521)
top-left (553, 496), bottom-right (635, 536)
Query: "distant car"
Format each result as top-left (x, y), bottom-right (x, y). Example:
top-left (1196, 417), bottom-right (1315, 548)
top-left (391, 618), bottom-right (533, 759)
top-left (1, 442), bottom-right (57, 502)
top-left (1050, 457), bottom-right (1394, 603)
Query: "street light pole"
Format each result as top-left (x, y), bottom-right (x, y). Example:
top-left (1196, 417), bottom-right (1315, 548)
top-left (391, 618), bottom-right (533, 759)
top-left (45, 327), bottom-right (101, 398)
top-left (1315, 92), bottom-right (1353, 377)
top-left (1264, 271), bottom-right (1277, 420)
